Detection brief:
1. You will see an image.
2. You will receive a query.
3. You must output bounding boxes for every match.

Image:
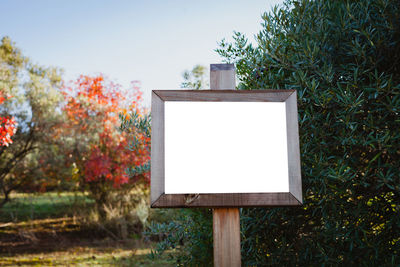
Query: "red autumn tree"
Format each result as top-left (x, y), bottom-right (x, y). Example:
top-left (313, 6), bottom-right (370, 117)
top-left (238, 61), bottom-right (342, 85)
top-left (61, 75), bottom-right (150, 211)
top-left (0, 91), bottom-right (17, 147)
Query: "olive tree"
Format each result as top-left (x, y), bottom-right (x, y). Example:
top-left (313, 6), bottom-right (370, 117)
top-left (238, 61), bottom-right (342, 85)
top-left (0, 36), bottom-right (64, 207)
top-left (146, 0), bottom-right (400, 265)
top-left (216, 0), bottom-right (400, 265)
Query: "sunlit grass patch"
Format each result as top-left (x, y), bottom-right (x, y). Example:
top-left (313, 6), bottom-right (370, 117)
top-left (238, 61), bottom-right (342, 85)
top-left (0, 242), bottom-right (175, 266)
top-left (0, 192), bottom-right (94, 222)
top-left (0, 192), bottom-right (176, 266)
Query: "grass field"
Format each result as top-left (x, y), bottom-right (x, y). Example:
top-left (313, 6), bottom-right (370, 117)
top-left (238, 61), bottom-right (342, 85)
top-left (0, 192), bottom-right (94, 222)
top-left (0, 192), bottom-right (175, 266)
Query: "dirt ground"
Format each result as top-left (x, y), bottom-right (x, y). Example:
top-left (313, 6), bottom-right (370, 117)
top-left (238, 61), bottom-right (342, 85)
top-left (0, 217), bottom-right (173, 266)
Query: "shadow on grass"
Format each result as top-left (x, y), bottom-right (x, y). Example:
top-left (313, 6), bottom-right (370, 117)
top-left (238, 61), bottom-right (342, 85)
top-left (0, 216), bottom-right (174, 266)
top-left (0, 192), bottom-right (175, 266)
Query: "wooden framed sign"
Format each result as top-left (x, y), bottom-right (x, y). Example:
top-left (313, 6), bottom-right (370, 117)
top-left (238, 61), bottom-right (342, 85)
top-left (151, 89), bottom-right (302, 208)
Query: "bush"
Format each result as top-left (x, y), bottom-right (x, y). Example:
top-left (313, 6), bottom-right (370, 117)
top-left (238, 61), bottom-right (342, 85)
top-left (216, 0), bottom-right (400, 265)
top-left (76, 185), bottom-right (150, 240)
top-left (145, 208), bottom-right (213, 266)
top-left (147, 1), bottom-right (400, 265)
top-left (61, 75), bottom-right (150, 219)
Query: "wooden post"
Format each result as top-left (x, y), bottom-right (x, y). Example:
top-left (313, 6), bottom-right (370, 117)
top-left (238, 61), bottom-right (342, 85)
top-left (210, 63), bottom-right (241, 267)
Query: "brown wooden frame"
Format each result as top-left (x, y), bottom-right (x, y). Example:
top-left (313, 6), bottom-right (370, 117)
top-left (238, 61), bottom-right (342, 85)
top-left (151, 90), bottom-right (302, 208)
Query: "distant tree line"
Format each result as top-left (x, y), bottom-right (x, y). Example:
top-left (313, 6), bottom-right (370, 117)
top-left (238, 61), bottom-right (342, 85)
top-left (0, 37), bottom-right (150, 218)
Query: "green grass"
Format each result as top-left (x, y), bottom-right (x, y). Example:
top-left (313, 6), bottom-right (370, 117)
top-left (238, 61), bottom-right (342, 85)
top-left (0, 192), bottom-right (94, 222)
top-left (0, 244), bottom-right (175, 266)
top-left (0, 192), bottom-right (176, 266)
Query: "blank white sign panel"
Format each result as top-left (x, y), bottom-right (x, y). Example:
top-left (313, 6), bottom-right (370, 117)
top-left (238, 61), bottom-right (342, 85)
top-left (164, 101), bottom-right (289, 194)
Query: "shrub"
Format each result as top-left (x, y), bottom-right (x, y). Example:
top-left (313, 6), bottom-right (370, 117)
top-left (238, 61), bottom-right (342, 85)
top-left (62, 75), bottom-right (150, 219)
top-left (144, 1), bottom-right (400, 264)
top-left (145, 208), bottom-right (213, 266)
top-left (216, 0), bottom-right (400, 265)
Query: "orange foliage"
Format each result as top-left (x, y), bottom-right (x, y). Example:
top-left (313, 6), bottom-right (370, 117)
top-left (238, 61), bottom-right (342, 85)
top-left (62, 75), bottom-right (149, 187)
top-left (0, 91), bottom-right (17, 147)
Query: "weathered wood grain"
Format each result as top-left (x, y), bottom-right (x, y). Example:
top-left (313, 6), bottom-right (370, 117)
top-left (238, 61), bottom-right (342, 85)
top-left (150, 92), bottom-right (165, 205)
top-left (150, 88), bottom-right (302, 207)
top-left (211, 63), bottom-right (241, 267)
top-left (210, 63), bottom-right (235, 90)
top-left (151, 192), bottom-right (301, 208)
top-left (150, 67), bottom-right (303, 208)
top-left (286, 91), bottom-right (303, 203)
top-left (210, 63), bottom-right (235, 71)
top-left (153, 89), bottom-right (293, 102)
top-left (213, 208), bottom-right (241, 267)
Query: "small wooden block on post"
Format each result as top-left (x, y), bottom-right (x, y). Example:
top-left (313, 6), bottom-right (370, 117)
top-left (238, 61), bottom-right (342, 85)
top-left (210, 63), bottom-right (241, 267)
top-left (210, 64), bottom-right (236, 90)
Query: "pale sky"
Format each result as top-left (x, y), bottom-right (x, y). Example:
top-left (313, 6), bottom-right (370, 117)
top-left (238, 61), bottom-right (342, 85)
top-left (1, 0), bottom-right (284, 107)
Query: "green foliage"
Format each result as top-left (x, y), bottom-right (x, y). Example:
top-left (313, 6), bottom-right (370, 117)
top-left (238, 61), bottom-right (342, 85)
top-left (0, 192), bottom-right (175, 267)
top-left (214, 0), bottom-right (400, 265)
top-left (145, 209), bottom-right (213, 266)
top-left (0, 36), bottom-right (65, 206)
top-left (119, 110), bottom-right (151, 177)
top-left (82, 184), bottom-right (151, 240)
top-left (129, 65), bottom-right (213, 266)
top-left (125, 162), bottom-right (151, 178)
top-left (181, 64), bottom-right (209, 89)
top-left (123, 1), bottom-right (400, 264)
top-left (119, 110), bottom-right (151, 152)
